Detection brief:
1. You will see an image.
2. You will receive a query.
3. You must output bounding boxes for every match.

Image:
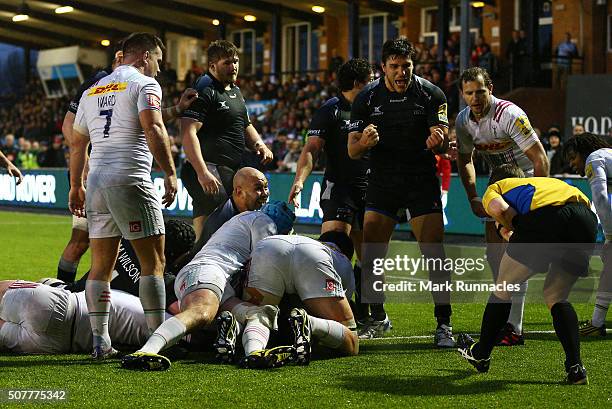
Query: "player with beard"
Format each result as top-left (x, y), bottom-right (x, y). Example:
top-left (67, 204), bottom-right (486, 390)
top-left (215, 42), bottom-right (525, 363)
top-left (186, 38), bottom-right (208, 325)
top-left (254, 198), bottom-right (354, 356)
top-left (455, 67), bottom-right (549, 345)
top-left (181, 40), bottom-right (272, 241)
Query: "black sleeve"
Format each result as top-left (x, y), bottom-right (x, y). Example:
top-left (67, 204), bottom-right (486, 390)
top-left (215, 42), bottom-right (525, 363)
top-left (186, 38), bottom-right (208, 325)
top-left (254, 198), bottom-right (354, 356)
top-left (181, 87), bottom-right (214, 123)
top-left (426, 85), bottom-right (449, 128)
top-left (67, 71), bottom-right (108, 114)
top-left (241, 93), bottom-right (251, 128)
top-left (307, 104), bottom-right (334, 141)
top-left (68, 81), bottom-right (93, 114)
top-left (349, 90), bottom-right (371, 133)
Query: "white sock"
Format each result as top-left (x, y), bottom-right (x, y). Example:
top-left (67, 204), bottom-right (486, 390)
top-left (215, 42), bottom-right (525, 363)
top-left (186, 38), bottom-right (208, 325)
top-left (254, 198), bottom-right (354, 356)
top-left (85, 279), bottom-right (112, 349)
top-left (242, 318), bottom-right (270, 355)
top-left (309, 316), bottom-right (346, 349)
top-left (507, 281), bottom-right (527, 334)
top-left (139, 275), bottom-right (166, 335)
top-left (232, 303), bottom-right (279, 330)
top-left (139, 316), bottom-right (186, 354)
top-left (231, 302), bottom-right (253, 325)
top-left (592, 293), bottom-right (611, 327)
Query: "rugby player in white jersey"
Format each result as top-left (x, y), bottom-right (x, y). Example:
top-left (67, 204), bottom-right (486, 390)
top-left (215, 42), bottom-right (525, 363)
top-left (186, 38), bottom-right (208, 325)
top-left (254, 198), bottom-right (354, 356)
top-left (455, 67), bottom-right (549, 345)
top-left (120, 201), bottom-right (295, 371)
top-left (217, 231), bottom-right (359, 368)
top-left (565, 134), bottom-right (612, 337)
top-left (0, 280), bottom-right (150, 354)
top-left (69, 33), bottom-right (179, 359)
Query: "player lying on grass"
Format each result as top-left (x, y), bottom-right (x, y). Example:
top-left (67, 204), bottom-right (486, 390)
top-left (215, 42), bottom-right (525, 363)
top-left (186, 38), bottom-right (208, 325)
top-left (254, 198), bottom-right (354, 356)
top-left (215, 231), bottom-right (359, 369)
top-left (43, 220), bottom-right (195, 316)
top-left (564, 133), bottom-right (611, 337)
top-left (457, 164), bottom-right (597, 385)
top-left (120, 201), bottom-right (295, 371)
top-left (0, 280), bottom-right (150, 354)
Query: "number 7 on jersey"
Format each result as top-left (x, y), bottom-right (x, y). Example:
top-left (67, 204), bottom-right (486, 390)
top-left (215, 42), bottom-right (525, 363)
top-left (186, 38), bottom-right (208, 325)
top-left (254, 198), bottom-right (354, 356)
top-left (100, 109), bottom-right (113, 138)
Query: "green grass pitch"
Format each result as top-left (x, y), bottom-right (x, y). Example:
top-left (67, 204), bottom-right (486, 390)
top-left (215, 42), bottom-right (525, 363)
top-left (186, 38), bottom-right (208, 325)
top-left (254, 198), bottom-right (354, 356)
top-left (0, 210), bottom-right (610, 407)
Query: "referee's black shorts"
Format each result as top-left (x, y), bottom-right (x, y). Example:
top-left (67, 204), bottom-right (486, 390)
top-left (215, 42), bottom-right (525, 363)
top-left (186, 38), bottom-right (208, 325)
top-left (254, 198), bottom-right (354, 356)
top-left (507, 202), bottom-right (598, 276)
top-left (320, 179), bottom-right (366, 230)
top-left (180, 161), bottom-right (235, 218)
top-left (365, 172), bottom-right (442, 221)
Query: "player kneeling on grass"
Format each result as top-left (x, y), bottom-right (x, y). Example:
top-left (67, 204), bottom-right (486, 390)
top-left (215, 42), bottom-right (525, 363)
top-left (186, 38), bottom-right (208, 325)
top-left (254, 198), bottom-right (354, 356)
top-left (457, 164), bottom-right (597, 385)
top-left (216, 231), bottom-right (359, 368)
top-left (120, 201), bottom-right (295, 371)
top-left (0, 280), bottom-right (150, 354)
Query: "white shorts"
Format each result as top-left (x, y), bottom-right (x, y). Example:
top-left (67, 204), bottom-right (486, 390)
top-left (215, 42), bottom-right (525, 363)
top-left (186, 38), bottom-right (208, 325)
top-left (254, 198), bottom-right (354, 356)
top-left (86, 173), bottom-right (164, 240)
top-left (247, 237), bottom-right (345, 300)
top-left (72, 215), bottom-right (88, 232)
top-left (174, 263), bottom-right (235, 305)
top-left (0, 282), bottom-right (76, 354)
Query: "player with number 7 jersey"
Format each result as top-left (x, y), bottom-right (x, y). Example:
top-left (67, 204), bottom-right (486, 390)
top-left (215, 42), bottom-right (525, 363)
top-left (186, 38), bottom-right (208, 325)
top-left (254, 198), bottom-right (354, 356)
top-left (69, 33), bottom-right (177, 360)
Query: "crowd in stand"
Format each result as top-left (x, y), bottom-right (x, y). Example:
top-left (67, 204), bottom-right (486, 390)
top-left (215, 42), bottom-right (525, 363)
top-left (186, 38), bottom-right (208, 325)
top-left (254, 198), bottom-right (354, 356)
top-left (0, 36), bottom-right (604, 176)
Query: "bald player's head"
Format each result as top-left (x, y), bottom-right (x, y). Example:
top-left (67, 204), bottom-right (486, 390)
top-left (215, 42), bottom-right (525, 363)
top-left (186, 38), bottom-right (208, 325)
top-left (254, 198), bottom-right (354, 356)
top-left (232, 167), bottom-right (269, 212)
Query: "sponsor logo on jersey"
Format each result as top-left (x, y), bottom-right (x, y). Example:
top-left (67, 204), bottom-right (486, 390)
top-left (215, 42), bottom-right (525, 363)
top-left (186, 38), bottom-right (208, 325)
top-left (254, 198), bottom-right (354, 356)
top-left (438, 103), bottom-right (448, 123)
top-left (371, 105), bottom-right (383, 117)
top-left (390, 97), bottom-right (407, 103)
top-left (585, 163), bottom-right (594, 179)
top-left (229, 93), bottom-right (237, 98)
top-left (87, 82), bottom-right (127, 96)
top-left (218, 101), bottom-right (230, 111)
top-left (515, 115), bottom-right (534, 138)
top-left (129, 221), bottom-right (142, 233)
top-left (325, 279), bottom-right (337, 293)
top-left (474, 140), bottom-right (513, 151)
top-left (146, 94), bottom-right (161, 110)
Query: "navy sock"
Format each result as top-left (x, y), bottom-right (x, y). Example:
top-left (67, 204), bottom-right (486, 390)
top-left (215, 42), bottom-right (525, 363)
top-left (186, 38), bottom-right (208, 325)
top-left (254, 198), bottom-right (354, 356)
top-left (551, 302), bottom-right (582, 370)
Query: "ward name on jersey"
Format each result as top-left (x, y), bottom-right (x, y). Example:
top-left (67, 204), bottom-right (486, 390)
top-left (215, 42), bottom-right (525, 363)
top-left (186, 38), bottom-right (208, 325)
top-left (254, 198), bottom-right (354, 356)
top-left (73, 65), bottom-right (163, 180)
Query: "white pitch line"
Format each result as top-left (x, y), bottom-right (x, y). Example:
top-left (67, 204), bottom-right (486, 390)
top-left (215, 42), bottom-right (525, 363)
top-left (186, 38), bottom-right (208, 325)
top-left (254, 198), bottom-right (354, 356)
top-left (361, 329), bottom-right (611, 341)
top-left (385, 275), bottom-right (598, 282)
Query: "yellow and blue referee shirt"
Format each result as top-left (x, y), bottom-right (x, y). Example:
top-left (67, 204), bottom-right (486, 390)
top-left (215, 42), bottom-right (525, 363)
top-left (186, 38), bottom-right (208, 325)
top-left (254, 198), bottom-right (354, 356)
top-left (483, 177), bottom-right (590, 216)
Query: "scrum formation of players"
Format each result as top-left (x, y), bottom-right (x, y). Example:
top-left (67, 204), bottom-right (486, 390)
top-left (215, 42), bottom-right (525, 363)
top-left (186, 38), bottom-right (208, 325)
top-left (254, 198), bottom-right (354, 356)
top-left (0, 33), bottom-right (609, 385)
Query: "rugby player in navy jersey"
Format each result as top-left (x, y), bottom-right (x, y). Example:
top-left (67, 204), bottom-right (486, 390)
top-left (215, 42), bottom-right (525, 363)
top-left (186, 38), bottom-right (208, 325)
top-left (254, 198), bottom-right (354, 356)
top-left (348, 38), bottom-right (454, 347)
top-left (288, 58), bottom-right (373, 325)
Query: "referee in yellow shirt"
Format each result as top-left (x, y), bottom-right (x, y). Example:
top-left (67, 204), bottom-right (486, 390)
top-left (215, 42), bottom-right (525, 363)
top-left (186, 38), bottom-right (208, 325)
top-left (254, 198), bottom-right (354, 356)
top-left (457, 164), bottom-right (597, 385)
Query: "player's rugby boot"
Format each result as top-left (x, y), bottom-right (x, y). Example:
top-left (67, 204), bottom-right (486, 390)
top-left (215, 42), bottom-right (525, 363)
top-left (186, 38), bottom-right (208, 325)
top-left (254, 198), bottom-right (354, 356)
top-left (214, 311), bottom-right (238, 363)
top-left (497, 323), bottom-right (525, 346)
top-left (358, 315), bottom-right (392, 339)
top-left (240, 346), bottom-right (297, 369)
top-left (578, 320), bottom-right (606, 337)
top-left (434, 324), bottom-right (456, 348)
top-left (120, 351), bottom-right (171, 371)
top-left (288, 308), bottom-right (312, 365)
top-left (457, 333), bottom-right (490, 373)
top-left (566, 363), bottom-right (588, 385)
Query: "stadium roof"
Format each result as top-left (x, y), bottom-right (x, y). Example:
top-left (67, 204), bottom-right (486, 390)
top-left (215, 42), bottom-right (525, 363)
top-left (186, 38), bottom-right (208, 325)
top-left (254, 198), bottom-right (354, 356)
top-left (0, 0), bottom-right (449, 49)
